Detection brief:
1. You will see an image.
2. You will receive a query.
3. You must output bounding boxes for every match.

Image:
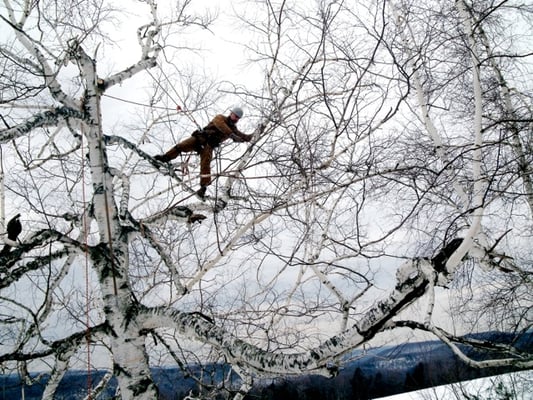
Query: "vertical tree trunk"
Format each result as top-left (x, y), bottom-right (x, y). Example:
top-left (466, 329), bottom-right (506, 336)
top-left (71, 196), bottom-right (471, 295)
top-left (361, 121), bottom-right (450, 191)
top-left (76, 42), bottom-right (158, 400)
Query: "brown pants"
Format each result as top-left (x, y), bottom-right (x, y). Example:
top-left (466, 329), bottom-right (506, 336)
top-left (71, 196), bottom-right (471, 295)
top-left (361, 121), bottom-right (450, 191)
top-left (165, 135), bottom-right (214, 187)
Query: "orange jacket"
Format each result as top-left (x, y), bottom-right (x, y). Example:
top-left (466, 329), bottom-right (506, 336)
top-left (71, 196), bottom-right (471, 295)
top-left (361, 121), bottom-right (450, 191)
top-left (203, 114), bottom-right (252, 146)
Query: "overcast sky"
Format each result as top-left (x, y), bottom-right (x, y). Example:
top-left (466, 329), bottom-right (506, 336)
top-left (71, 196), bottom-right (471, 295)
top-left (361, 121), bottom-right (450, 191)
top-left (2, 2), bottom-right (530, 396)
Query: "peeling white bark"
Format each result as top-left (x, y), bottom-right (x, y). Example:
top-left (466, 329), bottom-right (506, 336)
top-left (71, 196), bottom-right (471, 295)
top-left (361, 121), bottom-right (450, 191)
top-left (392, 3), bottom-right (469, 208)
top-left (0, 108), bottom-right (86, 142)
top-left (3, 0), bottom-right (78, 109)
top-left (475, 17), bottom-right (533, 215)
top-left (391, 1), bottom-right (489, 273)
top-left (41, 353), bottom-right (72, 400)
top-left (446, 0), bottom-right (487, 269)
top-left (67, 34), bottom-right (161, 400)
top-left (142, 258), bottom-right (437, 377)
top-left (432, 327), bottom-right (533, 370)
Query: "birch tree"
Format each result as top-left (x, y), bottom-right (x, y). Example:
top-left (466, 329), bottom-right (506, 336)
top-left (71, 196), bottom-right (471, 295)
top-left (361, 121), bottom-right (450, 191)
top-left (0, 1), bottom-right (531, 399)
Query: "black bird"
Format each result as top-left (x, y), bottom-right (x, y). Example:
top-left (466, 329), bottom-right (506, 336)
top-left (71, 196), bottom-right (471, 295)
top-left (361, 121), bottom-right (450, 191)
top-left (431, 238), bottom-right (464, 272)
top-left (1, 214), bottom-right (22, 255)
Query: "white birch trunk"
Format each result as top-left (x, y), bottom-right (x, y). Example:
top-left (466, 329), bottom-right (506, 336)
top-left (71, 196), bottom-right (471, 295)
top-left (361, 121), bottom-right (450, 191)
top-left (476, 21), bottom-right (533, 215)
top-left (448, 0), bottom-right (487, 267)
top-left (73, 42), bottom-right (159, 400)
top-left (392, 3), bottom-right (469, 208)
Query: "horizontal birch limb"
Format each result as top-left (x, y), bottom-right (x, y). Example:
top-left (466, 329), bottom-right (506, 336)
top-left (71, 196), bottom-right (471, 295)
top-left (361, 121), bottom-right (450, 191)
top-left (141, 258), bottom-right (435, 377)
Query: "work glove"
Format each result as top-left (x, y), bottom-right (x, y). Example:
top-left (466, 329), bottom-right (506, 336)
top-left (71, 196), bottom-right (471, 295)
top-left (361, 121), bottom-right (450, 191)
top-left (154, 154), bottom-right (170, 163)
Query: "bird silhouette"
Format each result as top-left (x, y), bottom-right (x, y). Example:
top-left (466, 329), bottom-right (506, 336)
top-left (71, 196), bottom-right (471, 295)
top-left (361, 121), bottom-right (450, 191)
top-left (1, 214), bottom-right (22, 255)
top-left (431, 238), bottom-right (464, 272)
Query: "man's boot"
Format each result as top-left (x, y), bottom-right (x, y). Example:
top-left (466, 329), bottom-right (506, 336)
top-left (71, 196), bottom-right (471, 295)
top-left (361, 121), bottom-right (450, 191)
top-left (154, 154), bottom-right (170, 162)
top-left (196, 186), bottom-right (207, 200)
top-left (155, 146), bottom-right (180, 162)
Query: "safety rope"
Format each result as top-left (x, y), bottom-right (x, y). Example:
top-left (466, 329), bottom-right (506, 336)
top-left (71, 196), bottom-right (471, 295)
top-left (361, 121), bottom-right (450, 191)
top-left (77, 89), bottom-right (119, 399)
top-left (93, 86), bottom-right (120, 297)
top-left (0, 115), bottom-right (7, 230)
top-left (80, 130), bottom-right (92, 400)
top-left (102, 93), bottom-right (172, 110)
top-left (146, 68), bottom-right (203, 131)
top-left (144, 68), bottom-right (212, 188)
top-left (181, 153), bottom-right (191, 182)
top-left (213, 147), bottom-right (225, 254)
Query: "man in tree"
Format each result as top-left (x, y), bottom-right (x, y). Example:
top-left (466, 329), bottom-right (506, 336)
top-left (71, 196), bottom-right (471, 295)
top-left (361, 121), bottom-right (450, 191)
top-left (155, 107), bottom-right (253, 199)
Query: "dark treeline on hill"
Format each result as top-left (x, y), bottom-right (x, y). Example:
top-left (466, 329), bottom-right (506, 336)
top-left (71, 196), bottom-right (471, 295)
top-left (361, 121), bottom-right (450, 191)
top-left (0, 331), bottom-right (531, 400)
top-left (246, 331), bottom-right (532, 400)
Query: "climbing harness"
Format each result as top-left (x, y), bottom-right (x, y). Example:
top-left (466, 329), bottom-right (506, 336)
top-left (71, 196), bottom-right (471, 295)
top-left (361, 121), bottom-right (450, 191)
top-left (181, 154), bottom-right (191, 176)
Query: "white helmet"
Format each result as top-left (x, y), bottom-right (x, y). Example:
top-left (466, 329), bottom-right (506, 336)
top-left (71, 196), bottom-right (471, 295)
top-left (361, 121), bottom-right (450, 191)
top-left (230, 106), bottom-right (244, 118)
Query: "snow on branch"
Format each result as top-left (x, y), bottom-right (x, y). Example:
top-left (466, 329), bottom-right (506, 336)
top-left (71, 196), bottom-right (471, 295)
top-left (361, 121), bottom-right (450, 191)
top-left (0, 107), bottom-right (86, 143)
top-left (431, 326), bottom-right (533, 370)
top-left (96, 57), bottom-right (158, 91)
top-left (2, 324), bottom-right (106, 399)
top-left (1, 7), bottom-right (75, 108)
top-left (103, 134), bottom-right (183, 181)
top-left (391, 320), bottom-right (532, 371)
top-left (0, 228), bottom-right (92, 287)
top-left (0, 323), bottom-right (107, 364)
top-left (136, 0), bottom-right (162, 61)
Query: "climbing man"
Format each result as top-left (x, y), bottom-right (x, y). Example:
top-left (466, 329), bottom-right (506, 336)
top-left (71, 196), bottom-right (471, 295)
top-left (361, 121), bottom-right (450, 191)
top-left (154, 107), bottom-right (253, 199)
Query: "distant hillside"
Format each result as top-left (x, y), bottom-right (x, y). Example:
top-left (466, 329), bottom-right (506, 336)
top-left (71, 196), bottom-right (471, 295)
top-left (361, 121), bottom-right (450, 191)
top-left (247, 331), bottom-right (532, 400)
top-left (0, 331), bottom-right (530, 400)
